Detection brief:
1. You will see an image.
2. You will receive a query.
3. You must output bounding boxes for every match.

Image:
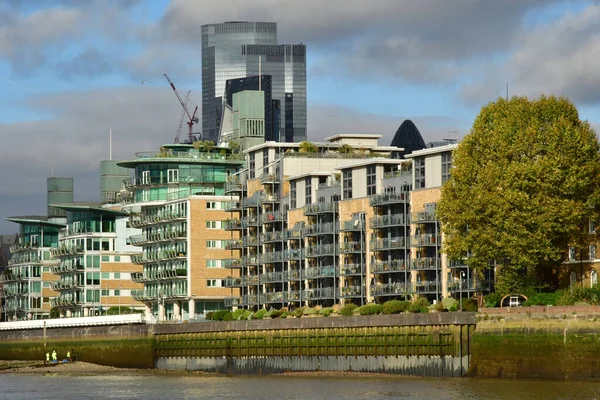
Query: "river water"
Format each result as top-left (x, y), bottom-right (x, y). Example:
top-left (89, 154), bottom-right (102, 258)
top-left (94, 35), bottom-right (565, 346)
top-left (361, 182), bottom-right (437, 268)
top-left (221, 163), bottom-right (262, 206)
top-left (1, 374), bottom-right (599, 400)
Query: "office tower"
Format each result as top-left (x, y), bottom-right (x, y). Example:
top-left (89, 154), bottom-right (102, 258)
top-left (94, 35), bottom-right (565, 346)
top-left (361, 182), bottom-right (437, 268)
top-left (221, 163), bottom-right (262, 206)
top-left (201, 21), bottom-right (306, 143)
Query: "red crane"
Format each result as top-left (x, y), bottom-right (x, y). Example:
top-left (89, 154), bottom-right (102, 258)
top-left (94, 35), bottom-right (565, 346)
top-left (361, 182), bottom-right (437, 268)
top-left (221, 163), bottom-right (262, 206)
top-left (174, 90), bottom-right (191, 144)
top-left (163, 73), bottom-right (199, 144)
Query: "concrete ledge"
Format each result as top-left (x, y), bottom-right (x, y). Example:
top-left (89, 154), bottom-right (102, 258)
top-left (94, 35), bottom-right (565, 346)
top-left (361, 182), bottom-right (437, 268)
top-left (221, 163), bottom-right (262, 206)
top-left (154, 312), bottom-right (477, 335)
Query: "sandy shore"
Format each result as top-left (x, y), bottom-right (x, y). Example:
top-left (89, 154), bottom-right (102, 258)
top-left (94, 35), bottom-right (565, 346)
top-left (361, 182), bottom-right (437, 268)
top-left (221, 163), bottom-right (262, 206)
top-left (0, 360), bottom-right (153, 375)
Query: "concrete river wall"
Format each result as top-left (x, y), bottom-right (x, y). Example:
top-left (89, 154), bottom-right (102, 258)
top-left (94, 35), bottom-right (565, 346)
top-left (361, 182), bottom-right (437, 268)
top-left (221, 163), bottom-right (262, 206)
top-left (153, 313), bottom-right (475, 377)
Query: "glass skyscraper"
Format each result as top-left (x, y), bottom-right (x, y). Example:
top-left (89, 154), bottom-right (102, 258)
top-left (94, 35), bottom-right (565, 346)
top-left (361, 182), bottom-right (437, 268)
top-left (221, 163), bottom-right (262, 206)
top-left (201, 21), bottom-right (307, 143)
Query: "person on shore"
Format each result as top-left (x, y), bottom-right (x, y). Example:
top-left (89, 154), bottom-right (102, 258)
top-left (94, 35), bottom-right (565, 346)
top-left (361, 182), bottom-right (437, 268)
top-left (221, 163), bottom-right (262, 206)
top-left (52, 350), bottom-right (57, 364)
top-left (67, 351), bottom-right (71, 362)
top-left (45, 352), bottom-right (49, 364)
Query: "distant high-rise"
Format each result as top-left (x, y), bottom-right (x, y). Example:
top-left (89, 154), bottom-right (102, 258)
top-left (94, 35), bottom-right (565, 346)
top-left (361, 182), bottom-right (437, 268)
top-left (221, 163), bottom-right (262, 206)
top-left (201, 21), bottom-right (306, 143)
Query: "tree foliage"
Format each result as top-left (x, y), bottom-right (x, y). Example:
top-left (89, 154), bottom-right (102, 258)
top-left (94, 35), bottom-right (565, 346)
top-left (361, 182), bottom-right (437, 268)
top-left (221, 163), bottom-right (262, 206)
top-left (298, 141), bottom-right (319, 153)
top-left (437, 96), bottom-right (600, 290)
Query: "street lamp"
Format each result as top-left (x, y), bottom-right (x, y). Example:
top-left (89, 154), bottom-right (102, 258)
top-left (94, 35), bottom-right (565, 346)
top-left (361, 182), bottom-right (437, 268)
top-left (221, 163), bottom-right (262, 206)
top-left (460, 271), bottom-right (466, 311)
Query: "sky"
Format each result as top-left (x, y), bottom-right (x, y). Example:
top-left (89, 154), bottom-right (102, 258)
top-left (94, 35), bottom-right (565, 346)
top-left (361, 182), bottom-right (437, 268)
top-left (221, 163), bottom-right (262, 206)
top-left (1, 0), bottom-right (600, 234)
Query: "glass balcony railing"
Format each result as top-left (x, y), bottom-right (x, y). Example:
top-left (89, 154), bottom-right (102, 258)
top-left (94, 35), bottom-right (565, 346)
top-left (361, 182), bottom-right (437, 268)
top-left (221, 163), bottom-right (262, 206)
top-left (304, 202), bottom-right (338, 215)
top-left (412, 211), bottom-right (437, 223)
top-left (411, 257), bottom-right (440, 271)
top-left (304, 265), bottom-right (335, 279)
top-left (339, 263), bottom-right (363, 275)
top-left (371, 282), bottom-right (410, 296)
top-left (369, 192), bottom-right (409, 207)
top-left (340, 220), bottom-right (365, 232)
top-left (260, 211), bottom-right (287, 224)
top-left (260, 271), bottom-right (285, 284)
top-left (304, 244), bottom-right (339, 257)
top-left (304, 223), bottom-right (337, 236)
top-left (338, 285), bottom-right (363, 298)
top-left (371, 260), bottom-right (407, 273)
top-left (370, 237), bottom-right (408, 251)
top-left (302, 287), bottom-right (335, 300)
top-left (411, 234), bottom-right (441, 247)
top-left (339, 241), bottom-right (363, 253)
top-left (260, 173), bottom-right (279, 184)
top-left (371, 214), bottom-right (409, 228)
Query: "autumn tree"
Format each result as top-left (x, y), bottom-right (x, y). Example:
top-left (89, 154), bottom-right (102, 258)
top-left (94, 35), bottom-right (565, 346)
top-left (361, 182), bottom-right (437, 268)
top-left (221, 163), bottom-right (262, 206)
top-left (437, 96), bottom-right (600, 293)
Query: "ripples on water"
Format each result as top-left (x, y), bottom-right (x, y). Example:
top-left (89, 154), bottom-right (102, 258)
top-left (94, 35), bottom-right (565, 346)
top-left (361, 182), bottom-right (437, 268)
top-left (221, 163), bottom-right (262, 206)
top-left (1, 374), bottom-right (599, 400)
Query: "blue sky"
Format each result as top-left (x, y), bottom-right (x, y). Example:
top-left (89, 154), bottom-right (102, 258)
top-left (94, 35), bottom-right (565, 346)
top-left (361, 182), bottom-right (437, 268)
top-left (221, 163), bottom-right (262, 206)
top-left (1, 0), bottom-right (600, 233)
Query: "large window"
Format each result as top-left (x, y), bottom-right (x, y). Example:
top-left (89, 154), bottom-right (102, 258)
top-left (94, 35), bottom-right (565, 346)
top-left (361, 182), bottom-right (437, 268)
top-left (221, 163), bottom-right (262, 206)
top-left (305, 177), bottom-right (312, 205)
top-left (263, 148), bottom-right (269, 172)
top-left (290, 181), bottom-right (297, 209)
top-left (367, 165), bottom-right (376, 196)
top-left (343, 170), bottom-right (352, 199)
top-left (442, 152), bottom-right (452, 183)
top-left (249, 153), bottom-right (256, 179)
top-left (414, 157), bottom-right (425, 188)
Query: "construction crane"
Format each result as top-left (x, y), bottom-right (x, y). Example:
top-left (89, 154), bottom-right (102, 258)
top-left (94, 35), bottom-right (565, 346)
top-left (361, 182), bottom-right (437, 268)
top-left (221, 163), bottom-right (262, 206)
top-left (163, 73), bottom-right (199, 144)
top-left (174, 90), bottom-right (191, 144)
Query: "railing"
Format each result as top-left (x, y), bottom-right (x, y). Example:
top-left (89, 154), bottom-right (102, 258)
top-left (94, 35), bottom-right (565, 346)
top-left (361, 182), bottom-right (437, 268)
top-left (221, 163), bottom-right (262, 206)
top-left (302, 287), bottom-right (335, 300)
top-left (133, 150), bottom-right (243, 162)
top-left (131, 251), bottom-right (187, 264)
top-left (51, 281), bottom-right (78, 291)
top-left (383, 169), bottom-right (411, 179)
top-left (411, 234), bottom-right (441, 247)
top-left (283, 229), bottom-right (303, 240)
top-left (224, 219), bottom-right (242, 230)
top-left (339, 241), bottom-right (363, 253)
top-left (50, 297), bottom-right (83, 308)
top-left (129, 230), bottom-right (186, 246)
top-left (241, 255), bottom-right (259, 265)
top-left (224, 201), bottom-right (242, 212)
top-left (131, 268), bottom-right (187, 283)
top-left (129, 211), bottom-right (187, 228)
top-left (371, 214), bottom-right (409, 228)
top-left (8, 254), bottom-right (42, 266)
top-left (260, 271), bottom-right (285, 284)
top-left (224, 296), bottom-right (241, 307)
top-left (412, 211), bottom-right (437, 223)
top-left (259, 193), bottom-right (280, 204)
top-left (370, 237), bottom-right (407, 251)
top-left (371, 282), bottom-right (410, 296)
top-left (225, 239), bottom-right (243, 250)
top-left (413, 281), bottom-right (439, 294)
top-left (369, 192), bottom-right (409, 206)
top-left (260, 211), bottom-right (287, 224)
top-left (259, 173), bottom-right (279, 184)
top-left (340, 220), bottom-right (364, 231)
top-left (241, 216), bottom-right (259, 228)
top-left (304, 266), bottom-right (335, 279)
top-left (304, 244), bottom-right (338, 257)
top-left (304, 202), bottom-right (338, 215)
top-left (304, 223), bottom-right (337, 236)
top-left (49, 246), bottom-right (84, 257)
top-left (50, 263), bottom-right (85, 274)
top-left (242, 236), bottom-right (259, 247)
top-left (339, 263), bottom-right (363, 275)
top-left (371, 260), bottom-right (407, 273)
top-left (447, 279), bottom-right (491, 292)
top-left (259, 252), bottom-right (284, 264)
top-left (411, 257), bottom-right (440, 270)
top-left (242, 197), bottom-right (260, 208)
top-left (318, 181), bottom-right (341, 189)
top-left (261, 292), bottom-right (284, 303)
top-left (284, 269), bottom-right (301, 281)
top-left (0, 314), bottom-right (149, 331)
top-left (283, 249), bottom-right (303, 261)
top-left (131, 289), bottom-right (187, 301)
top-left (338, 285), bottom-right (363, 298)
top-left (261, 231), bottom-right (284, 243)
top-left (448, 259), bottom-right (469, 268)
top-left (224, 181), bottom-right (245, 194)
top-left (222, 258), bottom-right (242, 268)
top-left (242, 294), bottom-right (259, 305)
top-left (9, 243), bottom-right (40, 253)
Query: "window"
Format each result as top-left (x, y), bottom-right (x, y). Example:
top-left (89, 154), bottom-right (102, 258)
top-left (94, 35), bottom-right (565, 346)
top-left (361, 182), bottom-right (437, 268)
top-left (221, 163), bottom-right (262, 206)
top-left (249, 153), bottom-right (256, 179)
top-left (415, 157), bottom-right (425, 188)
top-left (305, 177), bottom-right (312, 205)
top-left (343, 170), bottom-right (352, 199)
top-left (206, 221), bottom-right (220, 229)
top-left (114, 256), bottom-right (121, 262)
top-left (207, 279), bottom-right (222, 288)
top-left (142, 170), bottom-right (150, 185)
top-left (101, 290), bottom-right (109, 296)
top-left (206, 201), bottom-right (220, 210)
top-left (207, 259), bottom-right (220, 268)
top-left (102, 272), bottom-right (110, 279)
top-left (590, 244), bottom-right (596, 260)
top-left (591, 270), bottom-right (598, 287)
top-left (207, 240), bottom-right (225, 249)
top-left (442, 152), bottom-right (453, 183)
top-left (367, 165), bottom-right (376, 196)
top-left (114, 273), bottom-right (120, 279)
top-left (590, 220), bottom-right (596, 233)
top-left (290, 181), bottom-right (297, 209)
top-left (101, 255), bottom-right (110, 262)
top-left (263, 148), bottom-right (269, 172)
top-left (569, 247), bottom-right (576, 261)
top-left (114, 290), bottom-right (120, 296)
top-left (167, 169), bottom-right (179, 183)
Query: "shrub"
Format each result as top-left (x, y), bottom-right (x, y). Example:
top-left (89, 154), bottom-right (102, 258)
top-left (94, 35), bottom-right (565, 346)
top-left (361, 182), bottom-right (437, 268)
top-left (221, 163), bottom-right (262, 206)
top-left (293, 307), bottom-right (304, 318)
top-left (483, 292), bottom-right (503, 308)
top-left (409, 297), bottom-right (430, 313)
top-left (340, 303), bottom-right (358, 316)
top-left (461, 298), bottom-right (478, 312)
top-left (232, 309), bottom-right (245, 320)
top-left (522, 292), bottom-right (562, 307)
top-left (205, 311), bottom-right (214, 320)
top-left (265, 310), bottom-right (283, 319)
top-left (211, 310), bottom-right (229, 321)
top-left (302, 307), bottom-right (318, 315)
top-left (106, 306), bottom-right (132, 315)
top-left (358, 304), bottom-right (383, 315)
top-left (434, 302), bottom-right (446, 312)
top-left (222, 312), bottom-right (234, 321)
top-left (382, 300), bottom-right (409, 314)
top-left (280, 312), bottom-right (288, 319)
top-left (449, 304), bottom-right (458, 312)
top-left (241, 310), bottom-right (253, 320)
top-left (253, 309), bottom-right (267, 319)
top-left (319, 307), bottom-right (333, 317)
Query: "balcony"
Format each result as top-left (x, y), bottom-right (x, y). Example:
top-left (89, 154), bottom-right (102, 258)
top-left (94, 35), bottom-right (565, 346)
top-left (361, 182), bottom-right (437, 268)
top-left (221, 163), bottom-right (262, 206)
top-left (448, 258), bottom-right (469, 269)
top-left (0, 273), bottom-right (25, 283)
top-left (131, 288), bottom-right (188, 301)
top-left (304, 265), bottom-right (335, 279)
top-left (283, 249), bottom-right (302, 261)
top-left (260, 211), bottom-right (287, 224)
top-left (129, 230), bottom-right (186, 246)
top-left (304, 223), bottom-right (337, 236)
top-left (224, 296), bottom-right (241, 307)
top-left (241, 255), bottom-right (259, 265)
top-left (131, 268), bottom-right (187, 283)
top-left (49, 245), bottom-right (84, 258)
top-left (260, 271), bottom-right (284, 284)
top-left (224, 219), bottom-right (242, 230)
top-left (338, 285), bottom-right (363, 298)
top-left (9, 242), bottom-right (40, 253)
top-left (411, 234), bottom-right (441, 247)
top-left (340, 220), bottom-right (364, 232)
top-left (339, 263), bottom-right (363, 276)
top-left (304, 202), bottom-right (338, 216)
top-left (242, 197), bottom-right (260, 208)
top-left (259, 173), bottom-right (279, 184)
top-left (51, 281), bottom-right (78, 291)
top-left (261, 231), bottom-right (284, 243)
top-left (50, 296), bottom-right (83, 308)
top-left (283, 229), bottom-right (303, 241)
top-left (51, 263), bottom-right (85, 274)
top-left (8, 254), bottom-right (42, 266)
top-left (371, 214), bottom-right (409, 228)
top-left (224, 201), bottom-right (242, 212)
top-left (339, 241), bottom-right (363, 253)
top-left (225, 239), bottom-right (243, 250)
top-left (412, 211), bottom-right (437, 223)
top-left (242, 236), bottom-right (259, 247)
top-left (224, 180), bottom-right (244, 194)
top-left (241, 216), bottom-right (259, 228)
top-left (242, 294), bottom-right (259, 305)
top-left (284, 269), bottom-right (301, 281)
top-left (224, 277), bottom-right (243, 287)
top-left (262, 291), bottom-right (284, 303)
top-left (305, 244), bottom-right (338, 257)
top-left (131, 251), bottom-right (187, 264)
top-left (411, 257), bottom-right (440, 271)
top-left (222, 258), bottom-right (242, 269)
top-left (370, 237), bottom-right (407, 251)
top-left (302, 287), bottom-right (335, 300)
top-left (413, 281), bottom-right (439, 294)
top-left (447, 279), bottom-right (491, 293)
top-left (371, 282), bottom-right (409, 296)
top-left (259, 193), bottom-right (280, 204)
top-left (371, 260), bottom-right (407, 273)
top-left (369, 192), bottom-right (409, 207)
top-left (129, 211), bottom-right (187, 228)
top-left (259, 251), bottom-right (284, 264)
top-left (284, 290), bottom-right (301, 302)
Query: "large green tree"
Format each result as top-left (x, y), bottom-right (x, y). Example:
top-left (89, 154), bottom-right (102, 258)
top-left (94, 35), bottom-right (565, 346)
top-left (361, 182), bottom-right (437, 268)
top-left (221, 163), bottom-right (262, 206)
top-left (437, 96), bottom-right (600, 292)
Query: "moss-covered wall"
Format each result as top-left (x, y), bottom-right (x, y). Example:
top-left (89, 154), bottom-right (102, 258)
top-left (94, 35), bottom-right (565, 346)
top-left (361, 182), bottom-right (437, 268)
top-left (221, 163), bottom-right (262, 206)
top-left (470, 310), bottom-right (600, 380)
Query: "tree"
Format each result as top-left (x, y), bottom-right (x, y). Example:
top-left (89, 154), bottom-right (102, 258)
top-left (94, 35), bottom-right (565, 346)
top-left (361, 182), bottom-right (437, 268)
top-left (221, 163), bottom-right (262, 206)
top-left (337, 144), bottom-right (354, 154)
top-left (437, 96), bottom-right (600, 292)
top-left (298, 141), bottom-right (319, 153)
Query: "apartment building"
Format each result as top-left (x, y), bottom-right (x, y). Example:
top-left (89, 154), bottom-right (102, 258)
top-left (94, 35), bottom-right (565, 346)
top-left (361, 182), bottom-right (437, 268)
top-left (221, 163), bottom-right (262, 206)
top-left (116, 143), bottom-right (245, 321)
top-left (1, 216), bottom-right (62, 321)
